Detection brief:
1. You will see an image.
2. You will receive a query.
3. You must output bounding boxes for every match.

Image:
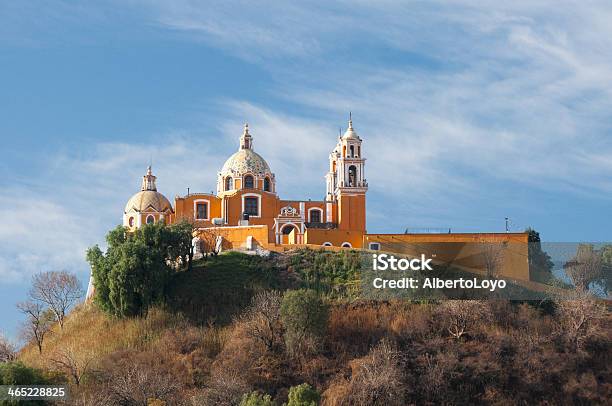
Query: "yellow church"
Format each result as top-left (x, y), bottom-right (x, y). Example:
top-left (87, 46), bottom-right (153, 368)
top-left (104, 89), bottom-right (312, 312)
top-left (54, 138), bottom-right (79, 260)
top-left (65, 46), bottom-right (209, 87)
top-left (121, 117), bottom-right (533, 282)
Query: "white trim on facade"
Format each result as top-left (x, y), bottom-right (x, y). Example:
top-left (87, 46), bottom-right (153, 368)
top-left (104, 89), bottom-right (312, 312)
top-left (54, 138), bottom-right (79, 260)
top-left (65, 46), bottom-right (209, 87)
top-left (307, 207), bottom-right (324, 223)
top-left (193, 198), bottom-right (211, 220)
top-left (242, 193), bottom-right (262, 218)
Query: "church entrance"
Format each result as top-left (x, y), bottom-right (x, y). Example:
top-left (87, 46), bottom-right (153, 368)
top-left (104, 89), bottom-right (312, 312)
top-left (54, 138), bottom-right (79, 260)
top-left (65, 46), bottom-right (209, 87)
top-left (280, 224), bottom-right (299, 245)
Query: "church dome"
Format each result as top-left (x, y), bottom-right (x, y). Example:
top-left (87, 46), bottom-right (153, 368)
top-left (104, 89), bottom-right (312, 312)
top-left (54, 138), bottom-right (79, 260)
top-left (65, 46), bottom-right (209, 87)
top-left (124, 190), bottom-right (173, 213)
top-left (124, 166), bottom-right (173, 213)
top-left (220, 148), bottom-right (272, 177)
top-left (219, 124), bottom-right (273, 177)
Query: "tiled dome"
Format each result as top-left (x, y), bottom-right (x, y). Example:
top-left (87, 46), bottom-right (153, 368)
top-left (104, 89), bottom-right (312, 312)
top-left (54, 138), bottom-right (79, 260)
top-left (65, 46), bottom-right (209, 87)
top-left (124, 190), bottom-right (173, 213)
top-left (220, 148), bottom-right (272, 177)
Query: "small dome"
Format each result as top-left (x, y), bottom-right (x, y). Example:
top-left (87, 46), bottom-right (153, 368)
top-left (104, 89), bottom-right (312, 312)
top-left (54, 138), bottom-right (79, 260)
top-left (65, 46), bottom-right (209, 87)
top-left (220, 148), bottom-right (272, 177)
top-left (124, 166), bottom-right (173, 214)
top-left (124, 190), bottom-right (172, 214)
top-left (342, 117), bottom-right (360, 140)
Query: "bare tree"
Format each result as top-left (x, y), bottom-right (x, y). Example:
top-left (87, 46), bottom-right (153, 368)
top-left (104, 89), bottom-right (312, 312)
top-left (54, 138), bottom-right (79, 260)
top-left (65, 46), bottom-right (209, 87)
top-left (17, 301), bottom-right (54, 354)
top-left (564, 244), bottom-right (603, 291)
top-left (437, 300), bottom-right (490, 340)
top-left (198, 226), bottom-right (224, 258)
top-left (238, 291), bottom-right (284, 352)
top-left (103, 362), bottom-right (180, 406)
top-left (0, 332), bottom-right (15, 362)
top-left (556, 290), bottom-right (606, 352)
top-left (50, 345), bottom-right (95, 385)
top-left (344, 339), bottom-right (406, 405)
top-left (194, 369), bottom-right (251, 406)
top-left (481, 242), bottom-right (504, 279)
top-left (30, 271), bottom-right (83, 329)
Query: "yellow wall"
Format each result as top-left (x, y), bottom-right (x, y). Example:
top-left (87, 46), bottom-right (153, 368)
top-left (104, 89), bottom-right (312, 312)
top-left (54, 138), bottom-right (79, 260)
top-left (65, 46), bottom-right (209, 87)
top-left (363, 233), bottom-right (530, 281)
top-left (304, 228), bottom-right (364, 248)
top-left (196, 225), bottom-right (270, 250)
top-left (338, 194), bottom-right (366, 232)
top-left (173, 193), bottom-right (222, 227)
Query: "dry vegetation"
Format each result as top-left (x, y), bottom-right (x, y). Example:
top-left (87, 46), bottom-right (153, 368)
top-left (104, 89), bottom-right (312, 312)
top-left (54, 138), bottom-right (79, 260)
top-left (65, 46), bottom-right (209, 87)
top-left (11, 251), bottom-right (612, 405)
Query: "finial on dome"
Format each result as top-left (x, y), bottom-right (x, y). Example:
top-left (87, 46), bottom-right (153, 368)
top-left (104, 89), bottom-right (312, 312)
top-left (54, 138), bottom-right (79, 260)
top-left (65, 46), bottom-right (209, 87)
top-left (348, 112), bottom-right (353, 130)
top-left (141, 165), bottom-right (157, 191)
top-left (240, 122), bottom-right (253, 150)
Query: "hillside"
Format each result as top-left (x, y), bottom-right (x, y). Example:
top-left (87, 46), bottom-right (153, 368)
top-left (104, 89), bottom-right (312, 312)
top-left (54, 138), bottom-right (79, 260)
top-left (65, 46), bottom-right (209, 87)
top-left (14, 250), bottom-right (612, 405)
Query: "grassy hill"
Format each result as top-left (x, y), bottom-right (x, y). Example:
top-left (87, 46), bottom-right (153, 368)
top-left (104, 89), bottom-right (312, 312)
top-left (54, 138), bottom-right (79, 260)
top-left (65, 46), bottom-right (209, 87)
top-left (12, 249), bottom-right (612, 405)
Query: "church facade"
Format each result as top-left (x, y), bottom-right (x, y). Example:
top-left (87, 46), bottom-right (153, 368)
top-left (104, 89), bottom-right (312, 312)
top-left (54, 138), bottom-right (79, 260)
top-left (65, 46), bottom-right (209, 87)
top-left (121, 117), bottom-right (533, 282)
top-left (124, 117), bottom-right (368, 249)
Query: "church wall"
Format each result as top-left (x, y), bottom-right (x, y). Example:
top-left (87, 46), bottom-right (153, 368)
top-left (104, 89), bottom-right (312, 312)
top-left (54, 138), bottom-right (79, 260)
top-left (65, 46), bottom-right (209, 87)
top-left (338, 194), bottom-right (366, 232)
top-left (223, 190), bottom-right (280, 241)
top-left (304, 228), bottom-right (364, 248)
top-left (196, 225), bottom-right (270, 250)
top-left (363, 233), bottom-right (530, 281)
top-left (173, 193), bottom-right (222, 226)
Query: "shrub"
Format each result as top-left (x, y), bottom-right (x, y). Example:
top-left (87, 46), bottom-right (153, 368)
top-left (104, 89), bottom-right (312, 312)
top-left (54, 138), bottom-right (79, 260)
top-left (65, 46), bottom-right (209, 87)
top-left (287, 383), bottom-right (320, 406)
top-left (0, 362), bottom-right (48, 385)
top-left (280, 290), bottom-right (329, 355)
top-left (240, 391), bottom-right (275, 406)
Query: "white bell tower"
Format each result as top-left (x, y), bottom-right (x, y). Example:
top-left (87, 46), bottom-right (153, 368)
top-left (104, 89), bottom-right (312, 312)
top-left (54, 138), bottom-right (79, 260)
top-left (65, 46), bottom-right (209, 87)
top-left (327, 113), bottom-right (367, 201)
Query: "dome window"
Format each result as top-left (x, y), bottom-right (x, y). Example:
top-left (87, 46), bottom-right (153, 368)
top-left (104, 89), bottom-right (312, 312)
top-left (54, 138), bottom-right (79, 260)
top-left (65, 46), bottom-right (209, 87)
top-left (244, 175), bottom-right (254, 189)
top-left (263, 177), bottom-right (271, 192)
top-left (128, 217), bottom-right (134, 227)
top-left (146, 215), bottom-right (155, 224)
top-left (225, 177), bottom-right (233, 191)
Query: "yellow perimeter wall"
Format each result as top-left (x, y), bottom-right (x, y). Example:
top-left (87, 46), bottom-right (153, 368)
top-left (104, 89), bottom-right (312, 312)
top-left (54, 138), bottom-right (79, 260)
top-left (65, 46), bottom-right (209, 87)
top-left (196, 225), bottom-right (270, 251)
top-left (363, 233), bottom-right (530, 281)
top-left (194, 226), bottom-right (531, 282)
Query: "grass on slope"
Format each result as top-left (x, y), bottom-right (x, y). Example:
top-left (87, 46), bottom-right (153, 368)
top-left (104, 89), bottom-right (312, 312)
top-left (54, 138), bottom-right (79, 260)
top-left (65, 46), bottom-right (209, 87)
top-left (165, 251), bottom-right (289, 324)
top-left (18, 304), bottom-right (187, 371)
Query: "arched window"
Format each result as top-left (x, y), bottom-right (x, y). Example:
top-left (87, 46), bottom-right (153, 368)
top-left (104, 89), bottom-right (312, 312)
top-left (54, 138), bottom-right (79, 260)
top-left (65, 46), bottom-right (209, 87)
top-left (348, 165), bottom-right (357, 186)
top-left (357, 146), bottom-right (361, 157)
top-left (263, 177), bottom-right (271, 192)
top-left (322, 242), bottom-right (332, 247)
top-left (244, 175), bottom-right (254, 189)
top-left (225, 177), bottom-right (233, 191)
top-left (146, 215), bottom-right (155, 224)
top-left (350, 145), bottom-right (354, 157)
top-left (341, 242), bottom-right (352, 248)
top-left (128, 217), bottom-right (134, 227)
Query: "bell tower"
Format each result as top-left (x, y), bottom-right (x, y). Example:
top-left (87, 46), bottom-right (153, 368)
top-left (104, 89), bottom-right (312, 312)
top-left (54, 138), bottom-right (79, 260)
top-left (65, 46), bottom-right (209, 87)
top-left (328, 114), bottom-right (368, 232)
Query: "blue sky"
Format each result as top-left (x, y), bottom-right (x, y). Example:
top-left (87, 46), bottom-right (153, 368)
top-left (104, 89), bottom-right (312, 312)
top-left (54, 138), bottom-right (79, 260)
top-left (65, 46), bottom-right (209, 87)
top-left (2, 0), bottom-right (612, 341)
